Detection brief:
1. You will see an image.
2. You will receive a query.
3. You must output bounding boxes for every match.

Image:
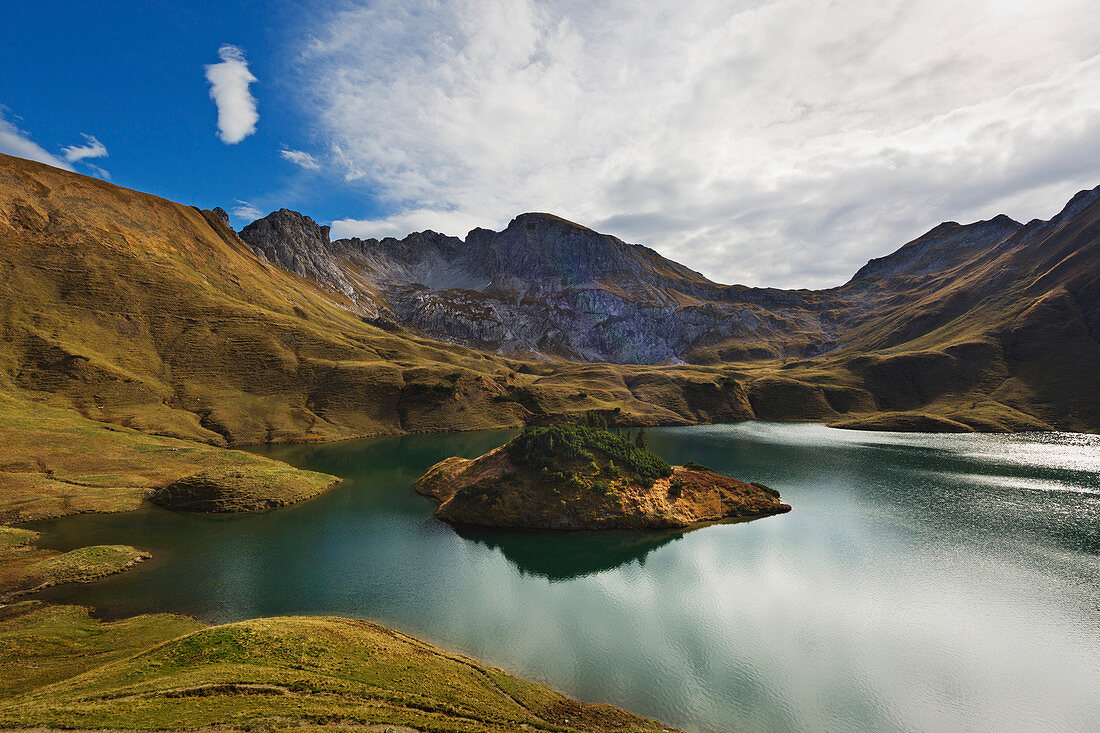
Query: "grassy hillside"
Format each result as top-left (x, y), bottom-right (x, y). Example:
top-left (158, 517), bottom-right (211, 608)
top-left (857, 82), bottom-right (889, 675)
top-left (0, 393), bottom-right (340, 523)
top-left (0, 603), bottom-right (675, 732)
top-left (0, 152), bottom-right (774, 447)
top-left (1, 151), bottom-right (1096, 532)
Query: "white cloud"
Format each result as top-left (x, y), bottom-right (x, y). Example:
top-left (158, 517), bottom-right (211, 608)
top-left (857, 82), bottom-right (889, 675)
top-left (205, 44), bottom-right (259, 144)
top-left (232, 200), bottom-right (263, 221)
top-left (297, 0), bottom-right (1100, 288)
top-left (61, 134), bottom-right (108, 163)
top-left (332, 208), bottom-right (487, 240)
top-left (0, 110), bottom-right (73, 171)
top-left (279, 148), bottom-right (320, 170)
top-left (84, 163), bottom-right (112, 180)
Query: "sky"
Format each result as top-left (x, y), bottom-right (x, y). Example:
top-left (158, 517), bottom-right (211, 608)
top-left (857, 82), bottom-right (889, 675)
top-left (2, 0), bottom-right (1098, 289)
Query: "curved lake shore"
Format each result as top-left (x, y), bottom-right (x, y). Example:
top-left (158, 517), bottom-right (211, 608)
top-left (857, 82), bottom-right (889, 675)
top-left (26, 423), bottom-right (1100, 733)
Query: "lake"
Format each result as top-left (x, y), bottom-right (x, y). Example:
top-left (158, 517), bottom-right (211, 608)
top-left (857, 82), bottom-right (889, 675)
top-left (30, 423), bottom-right (1100, 733)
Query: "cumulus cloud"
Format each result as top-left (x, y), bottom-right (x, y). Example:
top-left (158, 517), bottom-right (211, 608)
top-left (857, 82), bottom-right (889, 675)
top-left (61, 134), bottom-right (108, 163)
top-left (0, 110), bottom-right (73, 170)
top-left (298, 0), bottom-right (1100, 288)
top-left (280, 148), bottom-right (320, 170)
top-left (205, 44), bottom-right (258, 144)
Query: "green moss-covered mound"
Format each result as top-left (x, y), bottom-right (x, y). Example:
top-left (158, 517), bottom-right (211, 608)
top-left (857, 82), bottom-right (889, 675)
top-left (416, 425), bottom-right (790, 530)
top-left (21, 545), bottom-right (149, 588)
top-left (150, 465), bottom-right (340, 512)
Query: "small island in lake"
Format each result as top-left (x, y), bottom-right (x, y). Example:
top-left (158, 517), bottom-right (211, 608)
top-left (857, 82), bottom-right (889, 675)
top-left (416, 425), bottom-right (791, 530)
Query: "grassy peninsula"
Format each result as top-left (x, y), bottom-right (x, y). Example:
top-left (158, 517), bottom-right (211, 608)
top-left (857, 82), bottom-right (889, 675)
top-left (0, 602), bottom-right (674, 732)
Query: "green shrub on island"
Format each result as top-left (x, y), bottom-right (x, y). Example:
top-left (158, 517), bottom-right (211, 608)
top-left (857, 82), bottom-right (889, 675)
top-left (507, 424), bottom-right (673, 480)
top-left (456, 478), bottom-right (505, 505)
top-left (750, 481), bottom-right (781, 499)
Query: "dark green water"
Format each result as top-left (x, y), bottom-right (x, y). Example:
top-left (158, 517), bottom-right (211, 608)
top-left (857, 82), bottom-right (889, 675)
top-left (30, 423), bottom-right (1100, 732)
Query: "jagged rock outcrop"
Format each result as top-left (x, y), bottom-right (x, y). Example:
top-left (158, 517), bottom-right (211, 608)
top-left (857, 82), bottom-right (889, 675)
top-left (238, 184), bottom-right (1100, 432)
top-left (242, 209), bottom-right (835, 363)
top-left (240, 209), bottom-right (357, 298)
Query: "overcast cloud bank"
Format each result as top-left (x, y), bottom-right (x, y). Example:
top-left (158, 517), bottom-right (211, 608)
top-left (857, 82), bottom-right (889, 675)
top-left (300, 0), bottom-right (1100, 288)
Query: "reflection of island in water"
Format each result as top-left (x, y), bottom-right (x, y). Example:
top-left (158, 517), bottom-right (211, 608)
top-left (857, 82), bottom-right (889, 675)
top-left (452, 525), bottom-right (686, 581)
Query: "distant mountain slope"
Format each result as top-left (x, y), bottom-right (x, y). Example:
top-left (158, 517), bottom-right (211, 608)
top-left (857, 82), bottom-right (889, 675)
top-left (831, 187), bottom-right (1100, 431)
top-left (0, 153), bottom-right (766, 450)
top-left (241, 209), bottom-right (836, 363)
top-left (240, 184), bottom-right (1100, 433)
top-left (1, 152), bottom-right (1096, 437)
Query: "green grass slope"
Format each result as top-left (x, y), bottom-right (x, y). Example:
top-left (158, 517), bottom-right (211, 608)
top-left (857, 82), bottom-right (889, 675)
top-left (0, 603), bottom-right (675, 732)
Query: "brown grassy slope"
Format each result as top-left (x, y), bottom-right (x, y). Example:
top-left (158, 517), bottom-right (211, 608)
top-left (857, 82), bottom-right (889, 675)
top-left (0, 393), bottom-right (341, 522)
top-left (0, 154), bottom-right (523, 445)
top-left (685, 193), bottom-right (1100, 433)
top-left (828, 194), bottom-right (1100, 432)
top-left (0, 153), bottom-right (770, 449)
top-left (0, 603), bottom-right (675, 732)
top-left (1, 152), bottom-right (1093, 443)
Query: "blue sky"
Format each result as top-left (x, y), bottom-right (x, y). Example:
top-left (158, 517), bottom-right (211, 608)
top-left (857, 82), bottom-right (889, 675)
top-left (0, 1), bottom-right (374, 226)
top-left (2, 1), bottom-right (1098, 288)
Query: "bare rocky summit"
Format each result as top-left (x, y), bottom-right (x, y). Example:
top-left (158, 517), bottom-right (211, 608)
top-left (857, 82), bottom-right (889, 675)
top-left (240, 185), bottom-right (1100, 433)
top-left (241, 210), bottom-right (836, 363)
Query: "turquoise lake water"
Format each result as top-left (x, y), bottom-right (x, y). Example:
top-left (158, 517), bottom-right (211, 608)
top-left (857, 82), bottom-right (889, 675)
top-left (31, 423), bottom-right (1100, 732)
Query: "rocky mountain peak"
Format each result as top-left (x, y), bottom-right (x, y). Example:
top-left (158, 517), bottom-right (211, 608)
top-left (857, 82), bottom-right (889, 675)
top-left (464, 212), bottom-right (658, 285)
top-left (239, 209), bottom-right (348, 293)
top-left (1050, 184), bottom-right (1100, 223)
top-left (849, 213), bottom-right (1022, 284)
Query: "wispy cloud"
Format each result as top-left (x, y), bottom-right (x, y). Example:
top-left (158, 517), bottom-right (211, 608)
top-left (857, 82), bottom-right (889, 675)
top-left (61, 134), bottom-right (108, 163)
top-left (205, 45), bottom-right (258, 144)
top-left (299, 0), bottom-right (1100, 288)
top-left (280, 148), bottom-right (320, 170)
top-left (0, 109), bottom-right (73, 171)
top-left (84, 163), bottom-right (112, 180)
top-left (232, 199), bottom-right (263, 221)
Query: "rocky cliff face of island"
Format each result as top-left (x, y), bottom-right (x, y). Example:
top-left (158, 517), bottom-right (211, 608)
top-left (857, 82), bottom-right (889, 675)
top-left (415, 425), bottom-right (791, 530)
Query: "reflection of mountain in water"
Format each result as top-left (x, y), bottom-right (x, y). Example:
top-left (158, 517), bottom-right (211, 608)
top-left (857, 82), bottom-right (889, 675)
top-left (453, 526), bottom-right (685, 581)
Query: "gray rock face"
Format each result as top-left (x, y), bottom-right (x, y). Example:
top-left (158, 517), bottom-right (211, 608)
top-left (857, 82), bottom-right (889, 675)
top-left (211, 207), bottom-right (230, 227)
top-left (235, 209), bottom-right (842, 363)
top-left (331, 213), bottom-right (832, 363)
top-left (239, 209), bottom-right (355, 297)
top-left (238, 197), bottom-right (1088, 365)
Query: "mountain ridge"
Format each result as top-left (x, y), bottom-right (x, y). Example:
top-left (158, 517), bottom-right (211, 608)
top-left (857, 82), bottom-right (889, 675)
top-left (238, 186), bottom-right (1100, 379)
top-left (2, 151), bottom-right (1097, 445)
